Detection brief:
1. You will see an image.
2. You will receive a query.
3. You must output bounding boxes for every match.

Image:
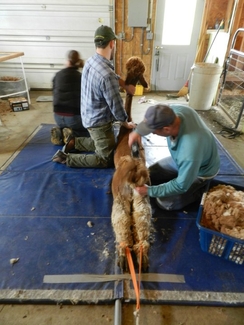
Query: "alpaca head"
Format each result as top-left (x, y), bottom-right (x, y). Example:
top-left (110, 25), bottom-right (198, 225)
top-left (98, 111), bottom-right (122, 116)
top-left (125, 56), bottom-right (148, 88)
top-left (126, 56), bottom-right (145, 76)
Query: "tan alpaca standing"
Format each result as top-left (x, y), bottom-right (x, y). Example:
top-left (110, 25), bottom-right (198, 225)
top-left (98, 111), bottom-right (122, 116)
top-left (111, 57), bottom-right (152, 272)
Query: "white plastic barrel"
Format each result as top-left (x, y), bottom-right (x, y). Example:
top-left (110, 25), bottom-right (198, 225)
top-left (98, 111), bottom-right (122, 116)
top-left (188, 63), bottom-right (222, 110)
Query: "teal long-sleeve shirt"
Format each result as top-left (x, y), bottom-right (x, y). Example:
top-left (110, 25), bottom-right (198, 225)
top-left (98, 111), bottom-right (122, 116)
top-left (147, 105), bottom-right (220, 198)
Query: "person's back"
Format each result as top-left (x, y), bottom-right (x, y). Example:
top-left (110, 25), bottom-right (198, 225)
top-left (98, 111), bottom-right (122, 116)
top-left (168, 104), bottom-right (219, 179)
top-left (53, 65), bottom-right (81, 115)
top-left (51, 50), bottom-right (88, 145)
top-left (81, 42), bottom-right (127, 129)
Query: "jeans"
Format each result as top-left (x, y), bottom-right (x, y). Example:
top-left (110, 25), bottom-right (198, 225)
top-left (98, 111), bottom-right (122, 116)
top-left (54, 113), bottom-right (89, 137)
top-left (66, 122), bottom-right (116, 168)
top-left (149, 156), bottom-right (210, 210)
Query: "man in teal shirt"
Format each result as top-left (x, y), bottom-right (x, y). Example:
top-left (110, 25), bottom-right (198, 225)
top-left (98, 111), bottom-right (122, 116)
top-left (128, 104), bottom-right (220, 210)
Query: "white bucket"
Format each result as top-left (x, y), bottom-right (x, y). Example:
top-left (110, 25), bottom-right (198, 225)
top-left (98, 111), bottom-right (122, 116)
top-left (188, 63), bottom-right (222, 110)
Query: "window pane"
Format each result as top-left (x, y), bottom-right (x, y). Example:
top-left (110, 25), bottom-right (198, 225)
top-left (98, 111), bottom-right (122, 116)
top-left (162, 0), bottom-right (197, 45)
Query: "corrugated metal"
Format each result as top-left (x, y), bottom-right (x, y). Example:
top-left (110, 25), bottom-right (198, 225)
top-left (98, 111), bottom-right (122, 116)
top-left (0, 1), bottom-right (114, 89)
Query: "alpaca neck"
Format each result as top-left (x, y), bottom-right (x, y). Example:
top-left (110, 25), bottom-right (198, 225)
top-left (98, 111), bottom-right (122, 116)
top-left (125, 93), bottom-right (133, 122)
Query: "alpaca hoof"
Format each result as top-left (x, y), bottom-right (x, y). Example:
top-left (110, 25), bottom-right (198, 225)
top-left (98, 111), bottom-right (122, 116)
top-left (118, 255), bottom-right (128, 272)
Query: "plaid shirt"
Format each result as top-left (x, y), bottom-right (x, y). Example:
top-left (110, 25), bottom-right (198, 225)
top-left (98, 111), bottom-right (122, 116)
top-left (81, 53), bottom-right (127, 128)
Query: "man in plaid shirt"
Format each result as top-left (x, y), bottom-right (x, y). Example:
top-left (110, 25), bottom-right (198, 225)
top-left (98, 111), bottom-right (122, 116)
top-left (52, 25), bottom-right (135, 167)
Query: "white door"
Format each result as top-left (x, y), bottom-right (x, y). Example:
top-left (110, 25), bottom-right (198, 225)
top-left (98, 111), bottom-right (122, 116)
top-left (151, 0), bottom-right (205, 91)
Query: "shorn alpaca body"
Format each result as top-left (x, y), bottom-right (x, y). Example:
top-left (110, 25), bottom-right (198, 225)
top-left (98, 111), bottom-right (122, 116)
top-left (111, 57), bottom-right (152, 272)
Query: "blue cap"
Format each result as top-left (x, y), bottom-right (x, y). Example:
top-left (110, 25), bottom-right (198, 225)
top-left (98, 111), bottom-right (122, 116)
top-left (136, 104), bottom-right (176, 136)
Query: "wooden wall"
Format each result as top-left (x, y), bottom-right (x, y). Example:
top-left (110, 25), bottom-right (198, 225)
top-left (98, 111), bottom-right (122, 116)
top-left (114, 0), bottom-right (157, 90)
top-left (206, 0), bottom-right (229, 30)
top-left (183, 0), bottom-right (244, 63)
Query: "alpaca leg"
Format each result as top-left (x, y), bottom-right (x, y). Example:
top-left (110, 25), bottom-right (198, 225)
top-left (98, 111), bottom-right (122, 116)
top-left (132, 193), bottom-right (152, 272)
top-left (133, 241), bottom-right (150, 272)
top-left (111, 197), bottom-right (133, 272)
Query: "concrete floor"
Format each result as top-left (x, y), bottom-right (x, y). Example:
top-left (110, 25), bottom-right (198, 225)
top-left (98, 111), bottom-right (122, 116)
top-left (0, 90), bottom-right (244, 325)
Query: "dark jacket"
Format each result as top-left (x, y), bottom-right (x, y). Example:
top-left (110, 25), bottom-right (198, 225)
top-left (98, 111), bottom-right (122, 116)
top-left (52, 67), bottom-right (81, 115)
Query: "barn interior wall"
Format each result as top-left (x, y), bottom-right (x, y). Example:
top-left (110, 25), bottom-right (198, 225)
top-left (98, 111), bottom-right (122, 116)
top-left (0, 0), bottom-right (243, 90)
top-left (114, 0), bottom-right (243, 91)
top-left (114, 0), bottom-right (156, 90)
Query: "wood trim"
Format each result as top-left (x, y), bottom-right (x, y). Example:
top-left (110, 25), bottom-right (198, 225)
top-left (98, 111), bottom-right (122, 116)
top-left (0, 52), bottom-right (24, 62)
top-left (195, 0), bottom-right (211, 62)
top-left (225, 0), bottom-right (235, 32)
top-left (226, 0), bottom-right (244, 55)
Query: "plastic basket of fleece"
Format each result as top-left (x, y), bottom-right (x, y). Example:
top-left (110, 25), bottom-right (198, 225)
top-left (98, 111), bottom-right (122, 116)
top-left (196, 181), bottom-right (244, 265)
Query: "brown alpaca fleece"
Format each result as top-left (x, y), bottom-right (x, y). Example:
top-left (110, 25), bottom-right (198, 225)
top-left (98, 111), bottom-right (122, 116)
top-left (202, 184), bottom-right (244, 239)
top-left (125, 56), bottom-right (148, 88)
top-left (124, 56), bottom-right (148, 123)
top-left (111, 56), bottom-right (152, 272)
top-left (112, 155), bottom-right (150, 198)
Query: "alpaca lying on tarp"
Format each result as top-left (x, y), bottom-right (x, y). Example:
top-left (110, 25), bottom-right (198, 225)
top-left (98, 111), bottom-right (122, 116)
top-left (111, 56), bottom-right (152, 272)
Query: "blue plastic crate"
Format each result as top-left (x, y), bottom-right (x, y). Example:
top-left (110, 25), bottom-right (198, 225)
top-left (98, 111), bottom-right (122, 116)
top-left (196, 184), bottom-right (244, 265)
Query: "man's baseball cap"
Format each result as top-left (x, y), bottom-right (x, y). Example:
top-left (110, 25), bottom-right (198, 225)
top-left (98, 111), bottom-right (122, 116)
top-left (136, 104), bottom-right (176, 136)
top-left (94, 25), bottom-right (117, 45)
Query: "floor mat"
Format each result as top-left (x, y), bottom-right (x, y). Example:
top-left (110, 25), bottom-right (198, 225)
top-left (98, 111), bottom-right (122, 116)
top-left (0, 124), bottom-right (243, 305)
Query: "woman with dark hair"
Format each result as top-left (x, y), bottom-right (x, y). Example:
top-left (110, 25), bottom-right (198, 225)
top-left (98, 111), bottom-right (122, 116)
top-left (51, 50), bottom-right (89, 145)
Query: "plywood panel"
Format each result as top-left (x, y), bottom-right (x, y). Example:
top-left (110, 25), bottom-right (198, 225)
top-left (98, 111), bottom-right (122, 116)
top-left (206, 0), bottom-right (229, 30)
top-left (115, 0), bottom-right (156, 90)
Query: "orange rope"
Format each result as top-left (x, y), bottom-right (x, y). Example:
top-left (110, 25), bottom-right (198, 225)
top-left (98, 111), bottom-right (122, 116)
top-left (126, 245), bottom-right (143, 312)
top-left (138, 246), bottom-right (142, 305)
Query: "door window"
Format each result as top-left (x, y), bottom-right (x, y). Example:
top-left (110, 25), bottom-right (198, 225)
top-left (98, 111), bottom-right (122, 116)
top-left (162, 0), bottom-right (197, 45)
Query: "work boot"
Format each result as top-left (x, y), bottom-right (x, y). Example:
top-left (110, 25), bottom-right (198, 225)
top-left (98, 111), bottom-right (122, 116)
top-left (52, 150), bottom-right (67, 164)
top-left (51, 127), bottom-right (63, 145)
top-left (62, 128), bottom-right (73, 144)
top-left (62, 135), bottom-right (75, 153)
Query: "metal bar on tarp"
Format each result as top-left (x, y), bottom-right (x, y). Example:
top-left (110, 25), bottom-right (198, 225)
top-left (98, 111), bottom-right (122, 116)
top-left (114, 299), bottom-right (122, 325)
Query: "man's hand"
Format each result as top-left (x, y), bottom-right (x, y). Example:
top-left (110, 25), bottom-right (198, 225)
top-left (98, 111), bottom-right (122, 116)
top-left (122, 121), bottom-right (137, 129)
top-left (118, 79), bottom-right (135, 95)
top-left (124, 84), bottom-right (135, 96)
top-left (128, 131), bottom-right (142, 147)
top-left (135, 184), bottom-right (148, 196)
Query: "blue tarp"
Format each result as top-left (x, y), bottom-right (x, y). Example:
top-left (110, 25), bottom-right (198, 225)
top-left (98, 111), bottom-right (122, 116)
top-left (0, 124), bottom-right (243, 305)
